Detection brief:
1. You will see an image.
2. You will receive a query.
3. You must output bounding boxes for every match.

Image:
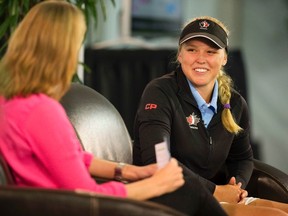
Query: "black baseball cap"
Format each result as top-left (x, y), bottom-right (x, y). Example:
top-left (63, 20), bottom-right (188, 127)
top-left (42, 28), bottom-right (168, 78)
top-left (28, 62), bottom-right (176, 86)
top-left (179, 19), bottom-right (228, 50)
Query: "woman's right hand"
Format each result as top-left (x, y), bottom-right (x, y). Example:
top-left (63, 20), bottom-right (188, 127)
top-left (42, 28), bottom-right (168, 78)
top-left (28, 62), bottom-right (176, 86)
top-left (150, 158), bottom-right (184, 196)
top-left (125, 158), bottom-right (184, 200)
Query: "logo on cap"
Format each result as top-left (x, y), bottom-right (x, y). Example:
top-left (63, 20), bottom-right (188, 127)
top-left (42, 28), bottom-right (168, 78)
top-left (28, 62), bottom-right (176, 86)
top-left (199, 20), bottom-right (210, 30)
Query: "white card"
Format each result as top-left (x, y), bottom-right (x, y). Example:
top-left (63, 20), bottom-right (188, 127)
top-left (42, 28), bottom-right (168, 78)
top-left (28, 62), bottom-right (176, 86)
top-left (155, 140), bottom-right (171, 169)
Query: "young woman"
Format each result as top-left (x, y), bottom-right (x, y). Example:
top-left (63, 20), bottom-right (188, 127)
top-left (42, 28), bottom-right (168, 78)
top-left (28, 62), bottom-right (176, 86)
top-left (133, 16), bottom-right (288, 215)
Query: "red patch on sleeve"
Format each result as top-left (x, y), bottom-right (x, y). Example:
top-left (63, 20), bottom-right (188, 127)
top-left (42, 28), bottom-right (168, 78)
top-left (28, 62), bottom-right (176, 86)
top-left (145, 103), bottom-right (157, 110)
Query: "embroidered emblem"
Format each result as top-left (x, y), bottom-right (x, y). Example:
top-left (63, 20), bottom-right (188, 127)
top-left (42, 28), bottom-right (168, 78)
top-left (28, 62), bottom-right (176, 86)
top-left (186, 113), bottom-right (200, 129)
top-left (199, 20), bottom-right (210, 30)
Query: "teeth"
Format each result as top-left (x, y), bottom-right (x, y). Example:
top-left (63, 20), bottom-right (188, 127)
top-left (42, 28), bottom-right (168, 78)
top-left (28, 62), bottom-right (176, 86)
top-left (195, 68), bottom-right (207, 72)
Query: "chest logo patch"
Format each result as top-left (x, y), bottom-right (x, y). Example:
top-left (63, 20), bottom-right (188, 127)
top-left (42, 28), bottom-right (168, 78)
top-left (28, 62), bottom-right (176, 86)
top-left (186, 113), bottom-right (200, 129)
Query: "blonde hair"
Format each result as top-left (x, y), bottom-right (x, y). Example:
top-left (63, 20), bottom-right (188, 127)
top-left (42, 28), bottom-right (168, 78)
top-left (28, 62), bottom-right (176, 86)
top-left (0, 0), bottom-right (86, 100)
top-left (178, 16), bottom-right (242, 134)
top-left (217, 70), bottom-right (243, 134)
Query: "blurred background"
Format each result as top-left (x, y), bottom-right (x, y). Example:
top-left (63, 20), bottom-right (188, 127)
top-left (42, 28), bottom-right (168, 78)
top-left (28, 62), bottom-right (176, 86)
top-left (82, 0), bottom-right (288, 173)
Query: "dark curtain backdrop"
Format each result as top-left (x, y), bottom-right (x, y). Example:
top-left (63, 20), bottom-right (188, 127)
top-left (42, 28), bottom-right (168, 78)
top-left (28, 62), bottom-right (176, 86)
top-left (84, 48), bottom-right (259, 158)
top-left (84, 48), bottom-right (178, 137)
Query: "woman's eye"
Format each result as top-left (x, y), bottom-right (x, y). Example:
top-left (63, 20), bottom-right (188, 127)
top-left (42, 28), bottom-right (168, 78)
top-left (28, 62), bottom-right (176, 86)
top-left (207, 50), bottom-right (217, 54)
top-left (187, 48), bottom-right (196, 52)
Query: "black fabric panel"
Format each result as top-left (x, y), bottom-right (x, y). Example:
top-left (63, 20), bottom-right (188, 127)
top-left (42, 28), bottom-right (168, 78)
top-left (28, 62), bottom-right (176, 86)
top-left (84, 48), bottom-right (177, 136)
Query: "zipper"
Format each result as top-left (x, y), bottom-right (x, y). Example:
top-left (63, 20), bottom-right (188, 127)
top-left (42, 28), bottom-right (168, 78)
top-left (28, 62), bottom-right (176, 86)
top-left (209, 136), bottom-right (213, 145)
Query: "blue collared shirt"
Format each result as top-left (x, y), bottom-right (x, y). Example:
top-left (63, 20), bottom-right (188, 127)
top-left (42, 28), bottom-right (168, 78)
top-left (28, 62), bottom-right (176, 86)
top-left (187, 80), bottom-right (218, 128)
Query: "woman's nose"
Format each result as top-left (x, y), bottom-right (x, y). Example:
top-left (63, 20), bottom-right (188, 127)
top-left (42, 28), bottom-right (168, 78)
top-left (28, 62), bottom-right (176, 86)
top-left (196, 53), bottom-right (206, 64)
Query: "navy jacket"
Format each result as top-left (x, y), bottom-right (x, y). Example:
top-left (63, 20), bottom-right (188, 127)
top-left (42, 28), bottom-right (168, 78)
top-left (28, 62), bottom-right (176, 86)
top-left (133, 67), bottom-right (254, 193)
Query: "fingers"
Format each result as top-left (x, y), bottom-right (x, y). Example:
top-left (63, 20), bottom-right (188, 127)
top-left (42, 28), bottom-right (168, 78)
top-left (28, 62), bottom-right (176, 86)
top-left (155, 158), bottom-right (184, 192)
top-left (169, 157), bottom-right (179, 166)
top-left (165, 158), bottom-right (182, 171)
top-left (241, 189), bottom-right (248, 199)
top-left (228, 176), bottom-right (236, 185)
top-left (167, 158), bottom-right (184, 184)
top-left (229, 177), bottom-right (243, 189)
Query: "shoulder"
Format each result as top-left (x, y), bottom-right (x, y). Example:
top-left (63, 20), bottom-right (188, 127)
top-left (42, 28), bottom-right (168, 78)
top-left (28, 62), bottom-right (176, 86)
top-left (24, 94), bottom-right (65, 116)
top-left (230, 90), bottom-right (250, 124)
top-left (15, 94), bottom-right (68, 126)
top-left (2, 94), bottom-right (62, 115)
top-left (231, 89), bottom-right (248, 108)
top-left (144, 71), bottom-right (178, 94)
top-left (1, 94), bottom-right (69, 136)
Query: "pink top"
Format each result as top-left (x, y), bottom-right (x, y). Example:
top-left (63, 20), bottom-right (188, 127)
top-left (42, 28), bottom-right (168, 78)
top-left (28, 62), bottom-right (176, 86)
top-left (0, 94), bottom-right (126, 197)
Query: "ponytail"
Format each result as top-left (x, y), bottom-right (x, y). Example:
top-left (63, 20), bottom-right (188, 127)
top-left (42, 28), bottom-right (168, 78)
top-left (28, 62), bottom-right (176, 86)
top-left (217, 70), bottom-right (243, 134)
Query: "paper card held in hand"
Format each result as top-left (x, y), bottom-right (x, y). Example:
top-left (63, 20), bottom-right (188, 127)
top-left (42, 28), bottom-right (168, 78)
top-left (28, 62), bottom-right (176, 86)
top-left (155, 140), bottom-right (171, 169)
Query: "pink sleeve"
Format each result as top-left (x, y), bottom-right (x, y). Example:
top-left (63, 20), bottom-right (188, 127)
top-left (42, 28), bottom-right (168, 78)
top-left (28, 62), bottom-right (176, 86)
top-left (82, 151), bottom-right (94, 168)
top-left (25, 100), bottom-right (127, 197)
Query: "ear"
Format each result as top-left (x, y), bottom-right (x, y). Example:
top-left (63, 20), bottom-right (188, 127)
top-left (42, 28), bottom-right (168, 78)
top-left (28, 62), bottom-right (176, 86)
top-left (177, 52), bottom-right (182, 64)
top-left (222, 53), bottom-right (228, 66)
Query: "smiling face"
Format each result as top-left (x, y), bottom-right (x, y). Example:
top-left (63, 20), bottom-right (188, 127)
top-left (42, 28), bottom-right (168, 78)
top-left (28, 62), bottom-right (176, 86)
top-left (178, 38), bottom-right (227, 93)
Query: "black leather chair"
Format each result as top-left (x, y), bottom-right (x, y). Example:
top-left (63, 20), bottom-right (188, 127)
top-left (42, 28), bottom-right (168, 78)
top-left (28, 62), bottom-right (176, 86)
top-left (0, 185), bottom-right (184, 216)
top-left (0, 155), bottom-right (184, 216)
top-left (246, 159), bottom-right (288, 203)
top-left (60, 83), bottom-right (288, 204)
top-left (60, 82), bottom-right (132, 164)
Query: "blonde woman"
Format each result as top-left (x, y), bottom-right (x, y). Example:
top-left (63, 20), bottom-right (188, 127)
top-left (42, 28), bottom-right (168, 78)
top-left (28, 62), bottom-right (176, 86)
top-left (133, 16), bottom-right (288, 215)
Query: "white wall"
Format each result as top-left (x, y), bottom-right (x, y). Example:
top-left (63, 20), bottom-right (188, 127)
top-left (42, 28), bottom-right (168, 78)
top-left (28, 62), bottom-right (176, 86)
top-left (242, 0), bottom-right (288, 173)
top-left (88, 0), bottom-right (288, 173)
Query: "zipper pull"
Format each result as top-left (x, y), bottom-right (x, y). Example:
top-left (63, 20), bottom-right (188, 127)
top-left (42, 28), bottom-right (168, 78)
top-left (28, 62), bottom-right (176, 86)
top-left (209, 137), bottom-right (212, 145)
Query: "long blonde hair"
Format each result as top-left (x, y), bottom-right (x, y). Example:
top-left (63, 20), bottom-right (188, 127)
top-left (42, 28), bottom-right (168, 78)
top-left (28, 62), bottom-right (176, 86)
top-left (0, 0), bottom-right (86, 100)
top-left (179, 16), bottom-right (242, 134)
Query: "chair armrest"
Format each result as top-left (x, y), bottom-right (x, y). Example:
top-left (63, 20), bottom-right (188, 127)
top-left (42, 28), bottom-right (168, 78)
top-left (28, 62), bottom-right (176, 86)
top-left (0, 186), bottom-right (186, 216)
top-left (246, 159), bottom-right (288, 203)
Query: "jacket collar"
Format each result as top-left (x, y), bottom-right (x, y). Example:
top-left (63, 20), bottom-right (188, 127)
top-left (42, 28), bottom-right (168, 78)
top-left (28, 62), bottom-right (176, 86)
top-left (176, 67), bottom-right (199, 107)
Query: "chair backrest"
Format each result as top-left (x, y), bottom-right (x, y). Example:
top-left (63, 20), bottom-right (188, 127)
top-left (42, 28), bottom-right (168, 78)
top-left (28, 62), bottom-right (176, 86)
top-left (0, 154), bottom-right (14, 186)
top-left (246, 159), bottom-right (288, 203)
top-left (60, 83), bottom-right (132, 164)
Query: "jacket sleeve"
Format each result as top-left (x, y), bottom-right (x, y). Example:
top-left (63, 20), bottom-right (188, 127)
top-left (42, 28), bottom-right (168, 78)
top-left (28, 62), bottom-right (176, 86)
top-left (179, 161), bottom-right (216, 194)
top-left (226, 96), bottom-right (254, 188)
top-left (134, 81), bottom-right (173, 165)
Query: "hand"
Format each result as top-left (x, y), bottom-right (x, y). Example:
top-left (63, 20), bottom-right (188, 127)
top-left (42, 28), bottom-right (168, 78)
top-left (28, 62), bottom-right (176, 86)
top-left (228, 177), bottom-right (248, 203)
top-left (151, 158), bottom-right (184, 195)
top-left (122, 163), bottom-right (158, 181)
top-left (214, 177), bottom-right (242, 204)
top-left (124, 158), bottom-right (184, 200)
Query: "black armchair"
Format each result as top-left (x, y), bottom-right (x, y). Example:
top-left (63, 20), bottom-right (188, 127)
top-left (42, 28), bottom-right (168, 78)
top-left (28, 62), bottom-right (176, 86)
top-left (246, 159), bottom-right (288, 203)
top-left (0, 154), bottom-right (184, 216)
top-left (0, 186), bottom-right (184, 216)
top-left (60, 82), bottom-right (132, 164)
